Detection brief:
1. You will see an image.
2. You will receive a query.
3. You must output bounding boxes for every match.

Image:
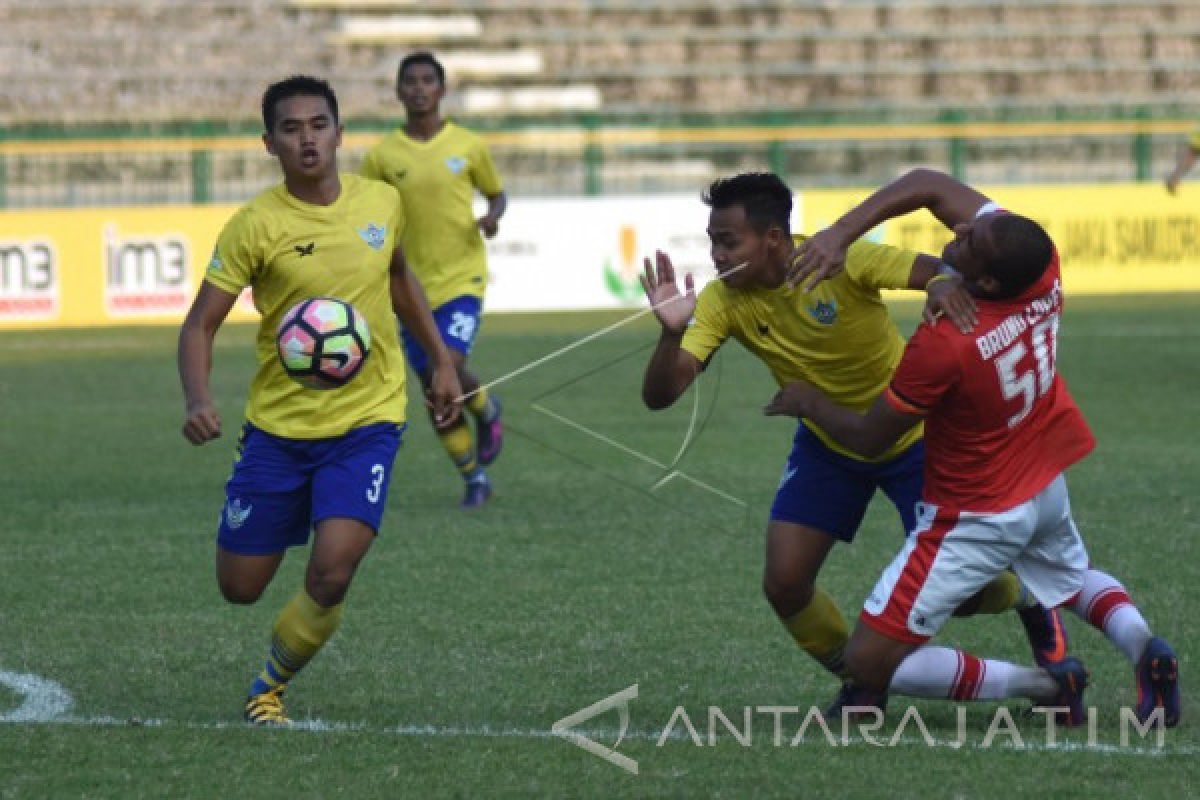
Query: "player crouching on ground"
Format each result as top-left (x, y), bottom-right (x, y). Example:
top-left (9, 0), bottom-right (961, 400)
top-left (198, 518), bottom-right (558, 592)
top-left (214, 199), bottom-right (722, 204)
top-left (772, 168), bottom-right (1180, 727)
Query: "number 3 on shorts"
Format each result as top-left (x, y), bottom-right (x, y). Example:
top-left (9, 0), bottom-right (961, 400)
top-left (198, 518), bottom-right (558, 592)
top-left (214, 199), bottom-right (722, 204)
top-left (366, 463), bottom-right (385, 504)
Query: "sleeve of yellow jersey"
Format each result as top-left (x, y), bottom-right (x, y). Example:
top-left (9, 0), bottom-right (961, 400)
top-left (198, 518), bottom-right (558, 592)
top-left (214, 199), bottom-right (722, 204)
top-left (679, 283), bottom-right (730, 368)
top-left (360, 146), bottom-right (383, 182)
top-left (1189, 129), bottom-right (1200, 152)
top-left (469, 136), bottom-right (503, 196)
top-left (842, 239), bottom-right (919, 292)
top-left (204, 207), bottom-right (262, 295)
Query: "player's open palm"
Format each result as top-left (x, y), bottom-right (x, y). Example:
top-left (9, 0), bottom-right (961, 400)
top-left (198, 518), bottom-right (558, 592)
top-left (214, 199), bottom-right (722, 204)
top-left (640, 249), bottom-right (695, 335)
top-left (788, 227), bottom-right (849, 290)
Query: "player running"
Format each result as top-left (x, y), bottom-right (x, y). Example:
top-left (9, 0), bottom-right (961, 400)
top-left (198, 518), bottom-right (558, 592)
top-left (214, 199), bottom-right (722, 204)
top-left (361, 51), bottom-right (507, 509)
top-left (178, 75), bottom-right (460, 726)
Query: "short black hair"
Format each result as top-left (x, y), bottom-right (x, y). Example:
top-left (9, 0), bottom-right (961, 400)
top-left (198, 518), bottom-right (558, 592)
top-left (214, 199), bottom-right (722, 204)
top-left (702, 172), bottom-right (792, 235)
top-left (397, 51), bottom-right (446, 92)
top-left (261, 75), bottom-right (339, 133)
top-left (985, 214), bottom-right (1055, 299)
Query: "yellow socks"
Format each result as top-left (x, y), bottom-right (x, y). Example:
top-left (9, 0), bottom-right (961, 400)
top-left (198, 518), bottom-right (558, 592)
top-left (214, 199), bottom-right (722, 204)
top-left (782, 587), bottom-right (851, 680)
top-left (249, 589), bottom-right (344, 696)
top-left (953, 570), bottom-right (1022, 617)
top-left (438, 420), bottom-right (479, 478)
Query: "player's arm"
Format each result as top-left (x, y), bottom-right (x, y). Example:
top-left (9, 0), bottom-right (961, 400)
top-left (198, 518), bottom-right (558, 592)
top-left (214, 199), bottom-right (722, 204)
top-left (1165, 139), bottom-right (1199, 195)
top-left (789, 169), bottom-right (991, 290)
top-left (908, 253), bottom-right (976, 332)
top-left (389, 245), bottom-right (462, 426)
top-left (640, 249), bottom-right (702, 409)
top-left (178, 282), bottom-right (238, 445)
top-left (763, 381), bottom-right (922, 459)
top-left (477, 191), bottom-right (507, 238)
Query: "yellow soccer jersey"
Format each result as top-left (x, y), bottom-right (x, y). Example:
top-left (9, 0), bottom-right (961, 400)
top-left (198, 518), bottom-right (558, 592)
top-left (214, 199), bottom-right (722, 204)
top-left (681, 236), bottom-right (922, 461)
top-left (361, 122), bottom-right (503, 309)
top-left (204, 174), bottom-right (408, 439)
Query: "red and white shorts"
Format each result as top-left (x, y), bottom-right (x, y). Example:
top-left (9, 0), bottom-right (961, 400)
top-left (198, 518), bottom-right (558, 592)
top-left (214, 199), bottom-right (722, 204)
top-left (861, 474), bottom-right (1089, 643)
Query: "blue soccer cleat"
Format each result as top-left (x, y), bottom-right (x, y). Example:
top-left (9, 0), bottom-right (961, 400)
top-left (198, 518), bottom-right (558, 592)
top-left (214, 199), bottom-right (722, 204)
top-left (1136, 636), bottom-right (1181, 728)
top-left (476, 396), bottom-right (504, 466)
top-left (1042, 656), bottom-right (1089, 727)
top-left (1018, 604), bottom-right (1069, 668)
top-left (461, 474), bottom-right (493, 509)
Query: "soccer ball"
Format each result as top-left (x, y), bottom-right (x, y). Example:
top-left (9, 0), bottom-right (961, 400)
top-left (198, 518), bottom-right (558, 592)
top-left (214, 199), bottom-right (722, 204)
top-left (275, 297), bottom-right (371, 389)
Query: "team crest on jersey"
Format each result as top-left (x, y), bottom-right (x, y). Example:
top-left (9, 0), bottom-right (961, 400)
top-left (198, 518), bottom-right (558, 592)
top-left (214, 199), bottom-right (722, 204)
top-left (224, 498), bottom-right (253, 530)
top-left (445, 155), bottom-right (467, 174)
top-left (808, 300), bottom-right (838, 325)
top-left (357, 223), bottom-right (387, 251)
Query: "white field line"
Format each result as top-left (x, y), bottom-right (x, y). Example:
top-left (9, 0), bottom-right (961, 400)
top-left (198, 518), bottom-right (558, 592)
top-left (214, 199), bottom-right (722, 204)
top-left (2, 671), bottom-right (1195, 757)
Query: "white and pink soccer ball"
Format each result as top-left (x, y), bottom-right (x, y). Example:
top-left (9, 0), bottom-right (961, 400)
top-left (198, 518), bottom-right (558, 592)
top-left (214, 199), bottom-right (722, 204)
top-left (275, 297), bottom-right (371, 389)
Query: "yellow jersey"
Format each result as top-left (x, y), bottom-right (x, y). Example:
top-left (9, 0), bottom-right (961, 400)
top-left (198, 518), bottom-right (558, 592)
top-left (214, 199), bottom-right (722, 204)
top-left (681, 236), bottom-right (922, 461)
top-left (1189, 128), bottom-right (1200, 151)
top-left (360, 122), bottom-right (503, 309)
top-left (204, 174), bottom-right (409, 439)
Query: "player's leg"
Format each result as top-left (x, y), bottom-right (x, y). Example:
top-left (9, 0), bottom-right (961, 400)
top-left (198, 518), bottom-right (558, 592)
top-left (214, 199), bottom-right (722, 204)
top-left (212, 424), bottom-right (318, 725)
top-left (765, 425), bottom-right (876, 685)
top-left (1027, 479), bottom-right (1181, 726)
top-left (243, 423), bottom-right (402, 726)
top-left (402, 299), bottom-right (493, 507)
top-left (445, 297), bottom-right (502, 466)
top-left (849, 498), bottom-right (1088, 724)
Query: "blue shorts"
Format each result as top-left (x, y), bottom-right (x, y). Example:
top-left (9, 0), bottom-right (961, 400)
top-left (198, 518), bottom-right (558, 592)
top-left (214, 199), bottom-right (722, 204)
top-left (217, 422), bottom-right (405, 556)
top-left (769, 423), bottom-right (924, 542)
top-left (401, 295), bottom-right (482, 375)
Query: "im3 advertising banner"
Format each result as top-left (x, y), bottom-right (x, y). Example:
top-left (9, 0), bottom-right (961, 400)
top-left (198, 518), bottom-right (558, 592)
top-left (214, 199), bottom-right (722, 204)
top-left (0, 184), bottom-right (1197, 330)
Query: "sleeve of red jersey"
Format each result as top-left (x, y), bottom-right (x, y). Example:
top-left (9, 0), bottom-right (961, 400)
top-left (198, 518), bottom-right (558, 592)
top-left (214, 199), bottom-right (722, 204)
top-left (884, 323), bottom-right (961, 417)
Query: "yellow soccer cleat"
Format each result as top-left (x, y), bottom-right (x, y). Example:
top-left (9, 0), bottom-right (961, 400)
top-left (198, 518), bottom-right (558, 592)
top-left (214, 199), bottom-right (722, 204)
top-left (244, 686), bottom-right (291, 727)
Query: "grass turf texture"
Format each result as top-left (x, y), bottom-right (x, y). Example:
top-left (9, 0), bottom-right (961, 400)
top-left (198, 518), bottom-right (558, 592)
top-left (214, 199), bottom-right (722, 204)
top-left (0, 294), bottom-right (1197, 798)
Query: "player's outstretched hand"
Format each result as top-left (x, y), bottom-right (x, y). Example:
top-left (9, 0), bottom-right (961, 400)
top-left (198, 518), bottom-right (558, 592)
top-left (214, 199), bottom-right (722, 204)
top-left (639, 249), bottom-right (695, 335)
top-left (763, 381), bottom-right (820, 419)
top-left (787, 227), bottom-right (849, 291)
top-left (477, 214), bottom-right (500, 238)
top-left (183, 401), bottom-right (222, 445)
top-left (429, 366), bottom-right (464, 429)
top-left (924, 273), bottom-right (977, 333)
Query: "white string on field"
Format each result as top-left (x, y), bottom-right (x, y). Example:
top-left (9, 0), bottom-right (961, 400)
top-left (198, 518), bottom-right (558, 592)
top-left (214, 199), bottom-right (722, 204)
top-left (458, 261), bottom-right (749, 403)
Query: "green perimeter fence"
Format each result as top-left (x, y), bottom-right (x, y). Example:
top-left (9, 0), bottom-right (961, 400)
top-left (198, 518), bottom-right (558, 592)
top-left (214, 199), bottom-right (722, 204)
top-left (0, 112), bottom-right (1193, 208)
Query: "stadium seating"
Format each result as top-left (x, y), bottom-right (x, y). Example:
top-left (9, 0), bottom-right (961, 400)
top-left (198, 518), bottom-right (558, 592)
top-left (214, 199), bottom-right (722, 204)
top-left (2, 0), bottom-right (1199, 122)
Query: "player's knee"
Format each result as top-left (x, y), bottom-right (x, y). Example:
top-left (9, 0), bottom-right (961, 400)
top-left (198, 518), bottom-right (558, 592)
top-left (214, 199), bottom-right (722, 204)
top-left (762, 568), bottom-right (815, 616)
top-left (844, 637), bottom-right (896, 693)
top-left (218, 578), bottom-right (266, 605)
top-left (306, 566), bottom-right (354, 606)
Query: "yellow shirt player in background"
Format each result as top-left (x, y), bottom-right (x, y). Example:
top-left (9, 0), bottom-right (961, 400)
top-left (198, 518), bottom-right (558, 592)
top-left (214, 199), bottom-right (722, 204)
top-left (178, 75), bottom-right (460, 726)
top-left (1165, 128), bottom-right (1200, 194)
top-left (640, 172), bottom-right (1063, 716)
top-left (361, 51), bottom-right (508, 509)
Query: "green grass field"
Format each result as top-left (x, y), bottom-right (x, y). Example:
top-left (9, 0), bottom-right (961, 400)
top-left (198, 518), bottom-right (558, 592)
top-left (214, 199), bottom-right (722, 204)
top-left (1, 295), bottom-right (1197, 798)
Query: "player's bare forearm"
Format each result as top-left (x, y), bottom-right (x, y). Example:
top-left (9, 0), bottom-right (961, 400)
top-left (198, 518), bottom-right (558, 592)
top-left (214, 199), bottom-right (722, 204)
top-left (764, 383), bottom-right (918, 459)
top-left (177, 282), bottom-right (236, 444)
top-left (829, 169), bottom-right (991, 240)
top-left (642, 331), bottom-right (697, 410)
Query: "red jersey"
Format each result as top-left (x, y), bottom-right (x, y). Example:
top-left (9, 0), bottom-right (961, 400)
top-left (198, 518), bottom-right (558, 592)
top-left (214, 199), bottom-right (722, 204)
top-left (884, 251), bottom-right (1095, 512)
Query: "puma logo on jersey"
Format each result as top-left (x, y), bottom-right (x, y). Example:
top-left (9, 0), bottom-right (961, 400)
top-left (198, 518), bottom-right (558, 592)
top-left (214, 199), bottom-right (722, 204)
top-left (757, 323), bottom-right (769, 335)
top-left (294, 242), bottom-right (315, 257)
top-left (392, 169), bottom-right (408, 181)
